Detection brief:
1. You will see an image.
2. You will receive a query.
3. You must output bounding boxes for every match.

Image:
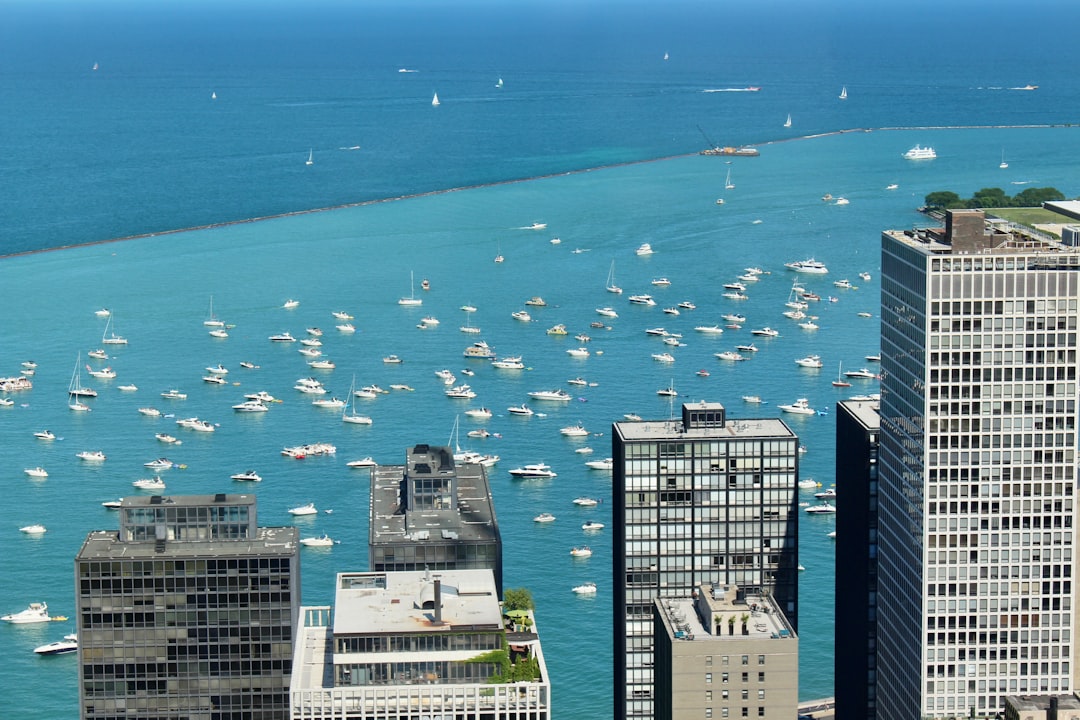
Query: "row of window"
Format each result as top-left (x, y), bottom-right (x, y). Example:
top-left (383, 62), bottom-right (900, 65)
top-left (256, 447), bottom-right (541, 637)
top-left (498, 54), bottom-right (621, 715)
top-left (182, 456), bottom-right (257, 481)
top-left (79, 558), bottom-right (292, 578)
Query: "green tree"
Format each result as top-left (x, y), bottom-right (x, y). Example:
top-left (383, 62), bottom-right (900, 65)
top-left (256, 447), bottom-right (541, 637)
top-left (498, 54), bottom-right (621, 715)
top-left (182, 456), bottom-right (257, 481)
top-left (925, 191), bottom-right (961, 209)
top-left (971, 187), bottom-right (1009, 208)
top-left (1014, 187), bottom-right (1065, 207)
top-left (503, 587), bottom-right (534, 611)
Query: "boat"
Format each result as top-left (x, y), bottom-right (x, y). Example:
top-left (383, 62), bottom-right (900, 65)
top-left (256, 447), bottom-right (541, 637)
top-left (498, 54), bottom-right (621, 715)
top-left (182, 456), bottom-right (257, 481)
top-left (77, 450), bottom-right (106, 462)
top-left (155, 433), bottom-right (180, 444)
top-left (628, 294), bottom-right (656, 306)
top-left (566, 347), bottom-right (590, 358)
top-left (160, 388), bottom-right (187, 400)
top-left (834, 197), bottom-right (849, 205)
top-left (585, 458), bottom-right (614, 471)
top-left (596, 307), bottom-right (618, 318)
top-left (651, 352), bottom-right (675, 363)
top-left (511, 310), bottom-right (532, 322)
top-left (581, 520), bottom-right (605, 530)
top-left (656, 384), bottom-right (678, 397)
top-left (444, 384), bottom-right (477, 399)
top-left (467, 428), bottom-right (490, 438)
top-left (525, 296), bottom-right (547, 307)
top-left (397, 271), bottom-right (423, 306)
top-left (784, 113), bottom-right (791, 128)
top-left (101, 500), bottom-right (123, 509)
top-left (785, 258), bottom-right (829, 274)
top-left (133, 477), bottom-right (166, 490)
top-left (572, 582), bottom-right (597, 595)
top-left (138, 406), bottom-right (162, 417)
top-left (300, 535), bottom-right (335, 548)
top-left (94, 308), bottom-right (110, 317)
top-left (496, 76), bottom-right (504, 88)
top-left (346, 457), bottom-right (377, 468)
top-left (815, 488), bottom-right (837, 499)
top-left (312, 397), bottom-right (347, 409)
top-left (143, 457), bottom-right (175, 469)
top-left (118, 383), bottom-right (138, 391)
top-left (778, 398), bottom-right (816, 415)
top-left (524, 222), bottom-right (547, 230)
top-left (724, 167), bottom-right (735, 190)
top-left (239, 361), bottom-right (257, 369)
top-left (100, 316), bottom-right (127, 345)
top-left (33, 430), bottom-right (55, 441)
top-left (34, 634), bottom-right (78, 655)
top-left (465, 407), bottom-right (493, 419)
top-left (605, 260), bottom-right (623, 294)
top-left (1000, 149), bottom-right (1009, 169)
top-left (715, 351), bottom-right (746, 362)
top-left (68, 355), bottom-right (96, 398)
top-left (722, 313), bottom-right (746, 323)
top-left (832, 363), bottom-right (852, 387)
top-left (694, 325), bottom-right (724, 334)
top-left (844, 367), bottom-right (878, 379)
top-left (798, 478), bottom-right (821, 489)
top-left (533, 512), bottom-right (556, 523)
top-left (799, 320), bottom-right (819, 331)
top-left (304, 148), bottom-right (313, 166)
top-left (805, 502), bottom-right (837, 514)
top-left (87, 349), bottom-right (108, 360)
top-left (546, 324), bottom-right (567, 336)
top-left (431, 92), bottom-right (440, 106)
top-left (700, 145), bottom-right (759, 157)
top-left (751, 326), bottom-right (779, 337)
top-left (86, 365), bottom-right (115, 379)
top-left (24, 467), bottom-right (48, 478)
top-left (560, 423), bottom-right (589, 437)
top-left (509, 463), bottom-right (556, 478)
top-left (742, 395), bottom-right (763, 404)
top-left (839, 86), bottom-right (847, 100)
top-left (528, 388), bottom-right (571, 401)
top-left (651, 277), bottom-right (671, 287)
top-left (342, 377), bottom-right (374, 425)
top-left (288, 503), bottom-right (318, 516)
top-left (865, 354), bottom-right (881, 362)
top-left (268, 331), bottom-right (295, 342)
top-left (795, 355), bottom-right (824, 368)
top-left (886, 183), bottom-right (898, 190)
top-left (903, 144), bottom-right (936, 160)
top-left (662, 307), bottom-right (679, 316)
top-left (573, 334), bottom-right (590, 343)
top-left (567, 377), bottom-right (587, 386)
top-left (203, 296), bottom-right (224, 327)
top-left (2, 602), bottom-right (51, 624)
top-left (383, 354), bottom-right (403, 364)
top-left (833, 278), bottom-right (853, 289)
top-left (635, 243), bottom-right (653, 256)
top-left (570, 547), bottom-right (593, 558)
top-left (492, 357), bottom-right (525, 369)
top-left (464, 341), bottom-right (496, 360)
top-left (308, 359), bottom-right (336, 370)
top-left (202, 375), bottom-right (227, 385)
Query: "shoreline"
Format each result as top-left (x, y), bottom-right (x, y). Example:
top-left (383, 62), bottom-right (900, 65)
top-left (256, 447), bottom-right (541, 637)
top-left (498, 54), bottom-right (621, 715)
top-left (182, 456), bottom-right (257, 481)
top-left (3, 123), bottom-right (1072, 262)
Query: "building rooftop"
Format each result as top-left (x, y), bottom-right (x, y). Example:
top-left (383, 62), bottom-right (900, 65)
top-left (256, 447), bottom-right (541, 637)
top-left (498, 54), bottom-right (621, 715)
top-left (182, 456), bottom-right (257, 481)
top-left (615, 402), bottom-right (794, 442)
top-left (656, 584), bottom-right (796, 644)
top-left (332, 569), bottom-right (502, 636)
top-left (76, 525), bottom-right (297, 560)
top-left (884, 209), bottom-right (1071, 257)
top-left (837, 400), bottom-right (880, 430)
top-left (369, 446), bottom-right (499, 547)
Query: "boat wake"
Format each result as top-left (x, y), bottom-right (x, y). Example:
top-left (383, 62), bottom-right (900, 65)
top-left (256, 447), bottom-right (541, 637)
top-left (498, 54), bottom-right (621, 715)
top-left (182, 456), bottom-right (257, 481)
top-left (702, 87), bottom-right (761, 93)
top-left (339, 146), bottom-right (361, 151)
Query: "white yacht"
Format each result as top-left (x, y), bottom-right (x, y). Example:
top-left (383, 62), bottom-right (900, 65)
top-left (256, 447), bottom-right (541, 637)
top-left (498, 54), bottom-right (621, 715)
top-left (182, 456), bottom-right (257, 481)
top-left (491, 357), bottom-right (525, 370)
top-left (528, 389), bottom-right (572, 401)
top-left (24, 467), bottom-right (48, 478)
top-left (751, 327), bottom-right (779, 337)
top-left (347, 457), bottom-right (377, 468)
top-left (572, 582), bottom-right (598, 595)
top-left (230, 470), bottom-right (262, 482)
top-left (288, 503), bottom-right (318, 516)
top-left (76, 450), bottom-right (106, 462)
top-left (160, 389), bottom-right (187, 400)
top-left (33, 430), bottom-right (55, 440)
top-left (778, 398), bottom-right (816, 415)
top-left (903, 144), bottom-right (936, 160)
top-left (508, 463), bottom-right (557, 478)
top-left (300, 535), bottom-right (336, 548)
top-left (628, 294), bottom-right (656, 306)
top-left (2, 602), bottom-right (51, 624)
top-left (635, 243), bottom-right (654, 256)
top-left (34, 634), bottom-right (78, 655)
top-left (533, 512), bottom-right (556, 523)
top-left (138, 406), bottom-right (162, 417)
top-left (566, 347), bottom-right (590, 358)
top-left (560, 424), bottom-right (589, 437)
top-left (715, 351), bottom-right (746, 362)
top-left (507, 404), bottom-right (534, 416)
top-left (795, 355), bottom-right (824, 368)
top-left (133, 477), bottom-right (166, 490)
top-left (784, 258), bottom-right (829, 274)
top-left (595, 307), bottom-right (619, 318)
top-left (585, 457), bottom-right (614, 471)
top-left (465, 407), bottom-right (493, 419)
top-left (804, 502), bottom-right (837, 514)
top-left (268, 332), bottom-right (296, 342)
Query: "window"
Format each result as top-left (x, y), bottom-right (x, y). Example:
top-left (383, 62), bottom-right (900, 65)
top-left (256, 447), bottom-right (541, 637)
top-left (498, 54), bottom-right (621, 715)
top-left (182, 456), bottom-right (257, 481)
top-left (758, 654), bottom-right (765, 665)
top-left (742, 655), bottom-right (749, 665)
top-left (722, 690), bottom-right (729, 700)
top-left (706, 673), bottom-right (713, 684)
top-left (757, 689), bottom-right (765, 700)
top-left (758, 672), bottom-right (765, 683)
top-left (758, 708), bottom-right (765, 717)
top-left (742, 708), bottom-right (749, 718)
top-left (722, 673), bottom-right (729, 683)
top-left (741, 689), bottom-right (749, 701)
top-left (706, 710), bottom-right (713, 719)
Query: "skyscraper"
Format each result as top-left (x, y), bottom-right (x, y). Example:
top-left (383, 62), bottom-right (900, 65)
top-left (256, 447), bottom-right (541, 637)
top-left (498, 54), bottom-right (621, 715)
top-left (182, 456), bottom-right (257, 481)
top-left (613, 401), bottom-right (799, 720)
top-left (74, 493), bottom-right (299, 720)
top-left (877, 210), bottom-right (1079, 718)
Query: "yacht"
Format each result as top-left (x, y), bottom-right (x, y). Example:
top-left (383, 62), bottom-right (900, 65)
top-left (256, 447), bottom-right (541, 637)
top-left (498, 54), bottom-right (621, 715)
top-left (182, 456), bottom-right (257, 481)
top-left (144, 458), bottom-right (175, 470)
top-left (337, 323), bottom-right (356, 333)
top-left (570, 547), bottom-right (593, 558)
top-left (795, 355), bottom-right (824, 368)
top-left (903, 144), bottom-right (937, 160)
top-left (244, 391), bottom-right (278, 403)
top-left (465, 407), bottom-right (493, 419)
top-left (833, 278), bottom-right (853, 289)
top-left (595, 307), bottom-right (619, 318)
top-left (804, 502), bottom-right (837, 514)
top-left (784, 258), bottom-right (829, 274)
top-left (533, 512), bottom-right (556, 523)
top-left (34, 634), bottom-right (79, 655)
top-left (33, 430), bottom-right (55, 441)
top-left (268, 332), bottom-right (296, 342)
top-left (651, 352), bottom-right (675, 363)
top-left (778, 398), bottom-right (817, 415)
top-left (283, 299), bottom-right (300, 309)
top-left (202, 375), bottom-right (227, 385)
top-left (566, 347), bottom-right (590, 358)
top-left (722, 313), bottom-right (746, 323)
top-left (585, 457), bottom-right (614, 471)
top-left (347, 457), bottom-right (377, 468)
top-left (546, 324), bottom-right (568, 336)
top-left (715, 351), bottom-right (746, 362)
top-left (300, 535), bottom-right (335, 548)
top-left (509, 463), bottom-right (557, 478)
top-left (721, 291), bottom-right (748, 300)
top-left (528, 388), bottom-right (572, 401)
top-left (694, 325), bottom-right (724, 334)
top-left (572, 582), bottom-right (598, 595)
top-left (656, 385), bottom-right (678, 397)
top-left (444, 385), bottom-right (477, 399)
top-left (651, 277), bottom-right (671, 287)
top-left (511, 310), bottom-right (532, 322)
top-left (138, 406), bottom-right (162, 417)
top-left (288, 503), bottom-right (318, 516)
top-left (133, 477), bottom-right (166, 490)
top-left (463, 341), bottom-right (497, 359)
top-left (627, 294), bottom-right (656, 306)
top-left (815, 488), bottom-right (837, 499)
top-left (312, 397), bottom-right (347, 409)
top-left (678, 301), bottom-right (696, 310)
top-left (507, 404), bottom-right (534, 416)
top-left (492, 357), bottom-right (525, 369)
top-left (24, 467), bottom-right (49, 478)
top-left (662, 307), bottom-right (680, 316)
top-left (2, 602), bottom-right (51, 624)
top-left (560, 424), bottom-right (589, 437)
top-left (160, 389), bottom-right (187, 400)
top-left (798, 478), bottom-right (821, 489)
top-left (723, 281), bottom-right (746, 291)
top-left (525, 296), bottom-right (547, 307)
top-left (77, 450), bottom-right (107, 462)
top-left (844, 367), bottom-right (878, 379)
top-left (87, 366), bottom-right (116, 379)
top-left (155, 433), bottom-right (180, 444)
top-left (742, 395), bottom-right (763, 404)
top-left (308, 359), bottom-right (336, 370)
top-left (87, 349), bottom-right (109, 360)
top-left (635, 243), bottom-right (653, 256)
top-left (751, 327), bottom-right (779, 337)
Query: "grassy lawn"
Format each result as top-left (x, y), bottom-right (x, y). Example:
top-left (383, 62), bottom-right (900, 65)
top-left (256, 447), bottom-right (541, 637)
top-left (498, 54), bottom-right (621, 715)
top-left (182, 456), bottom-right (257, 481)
top-left (987, 207), bottom-right (1071, 229)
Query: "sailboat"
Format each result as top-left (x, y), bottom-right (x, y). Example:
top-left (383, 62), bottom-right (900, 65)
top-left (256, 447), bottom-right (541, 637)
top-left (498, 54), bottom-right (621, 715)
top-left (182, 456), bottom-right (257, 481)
top-left (398, 271), bottom-right (423, 306)
top-left (101, 315), bottom-right (127, 345)
top-left (496, 77), bottom-right (504, 88)
top-left (839, 86), bottom-right (847, 100)
top-left (92, 62), bottom-right (99, 71)
top-left (431, 92), bottom-right (440, 107)
top-left (999, 150), bottom-right (1009, 169)
top-left (211, 91), bottom-right (217, 100)
top-left (832, 362), bottom-right (852, 388)
top-left (606, 260), bottom-right (623, 294)
top-left (494, 242), bottom-right (504, 264)
top-left (663, 52), bottom-right (669, 61)
top-left (342, 376), bottom-right (373, 425)
top-left (784, 113), bottom-right (792, 128)
top-left (69, 354), bottom-right (97, 409)
top-left (203, 296), bottom-right (224, 327)
top-left (305, 149), bottom-right (313, 166)
top-left (724, 168), bottom-right (735, 190)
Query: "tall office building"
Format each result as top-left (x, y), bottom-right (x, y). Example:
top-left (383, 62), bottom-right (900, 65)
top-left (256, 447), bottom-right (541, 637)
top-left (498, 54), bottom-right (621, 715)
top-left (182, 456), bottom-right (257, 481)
top-left (369, 443), bottom-right (503, 596)
top-left (613, 402), bottom-right (799, 720)
top-left (878, 210), bottom-right (1080, 719)
top-left (74, 493), bottom-right (300, 720)
top-left (833, 399), bottom-right (880, 720)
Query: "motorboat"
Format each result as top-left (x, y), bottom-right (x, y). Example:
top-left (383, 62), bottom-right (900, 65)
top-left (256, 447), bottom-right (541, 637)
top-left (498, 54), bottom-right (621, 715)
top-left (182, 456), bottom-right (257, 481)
top-left (346, 457), bottom-right (377, 468)
top-left (865, 354), bottom-right (881, 362)
top-left (87, 349), bottom-right (109, 360)
top-left (160, 389), bottom-right (187, 400)
top-left (465, 407), bottom-right (493, 419)
top-left (245, 391), bottom-right (278, 403)
top-left (627, 294), bottom-right (656, 306)
top-left (239, 361), bottom-right (258, 369)
top-left (87, 366), bottom-right (116, 379)
top-left (509, 463), bottom-right (557, 478)
top-left (268, 332), bottom-right (296, 342)
top-left (491, 356), bottom-right (524, 370)
top-left (95, 308), bottom-right (111, 317)
top-left (444, 385), bottom-right (477, 399)
top-left (815, 488), bottom-right (837, 499)
top-left (283, 299), bottom-right (300, 309)
top-left (662, 307), bottom-right (679, 316)
top-left (566, 347), bottom-right (590, 358)
top-left (528, 389), bottom-right (572, 401)
top-left (77, 450), bottom-right (106, 462)
top-left (833, 279), bottom-right (853, 289)
top-left (623, 413), bottom-right (643, 421)
top-left (337, 323), bottom-right (356, 333)
top-left (507, 404), bottom-right (534, 416)
top-left (903, 144), bottom-right (936, 160)
top-left (798, 478), bottom-right (821, 489)
top-left (722, 313), bottom-right (746, 323)
top-left (308, 359), bottom-right (336, 369)
top-left (118, 383), bottom-right (138, 391)
top-left (751, 327), bottom-right (779, 337)
top-left (795, 355), bottom-right (824, 368)
top-left (723, 281), bottom-right (745, 291)
top-left (33, 430), bottom-right (55, 440)
top-left (300, 337), bottom-right (323, 347)
top-left (784, 258), bottom-right (829, 274)
top-left (742, 395), bottom-right (763, 404)
top-left (34, 634), bottom-right (78, 655)
top-left (143, 458), bottom-right (175, 470)
top-left (533, 512), bottom-right (556, 523)
top-left (133, 477), bottom-right (166, 490)
top-left (525, 296), bottom-right (547, 307)
top-left (298, 347), bottom-right (322, 358)
top-left (635, 243), bottom-right (653, 256)
top-left (187, 419), bottom-right (216, 432)
top-left (560, 424), bottom-right (589, 437)
top-left (573, 497), bottom-right (601, 507)
top-left (205, 364), bottom-right (229, 375)
top-left (312, 397), bottom-right (347, 409)
top-left (582, 521), bottom-right (605, 531)
top-left (101, 500), bottom-right (123, 509)
top-left (208, 328), bottom-right (229, 338)
top-left (645, 327), bottom-right (668, 336)
top-left (288, 503), bottom-right (318, 516)
top-left (656, 385), bottom-right (678, 397)
top-left (300, 535), bottom-right (335, 548)
top-left (778, 398), bottom-right (816, 415)
top-left (595, 307), bottom-right (619, 318)
top-left (735, 343), bottom-right (758, 353)
top-left (715, 351), bottom-right (746, 362)
top-left (694, 325), bottom-right (724, 334)
top-left (696, 369), bottom-right (710, 377)
top-left (467, 428), bottom-right (491, 439)
top-left (651, 277), bottom-right (671, 286)
top-left (805, 502), bottom-right (837, 514)
top-left (331, 310), bottom-right (353, 321)
top-left (844, 368), bottom-right (878, 379)
top-left (585, 458), bottom-right (614, 471)
top-left (2, 602), bottom-right (51, 624)
top-left (202, 374), bottom-right (227, 385)
top-left (799, 320), bottom-right (819, 331)
top-left (573, 582), bottom-right (598, 595)
top-left (722, 291), bottom-right (748, 300)
top-left (834, 197), bottom-right (849, 206)
top-left (546, 324), bottom-right (567, 335)
top-left (390, 383), bottom-right (415, 390)
top-left (20, 524), bottom-right (47, 534)
top-left (155, 433), bottom-right (180, 444)
top-left (570, 546), bottom-right (593, 557)
top-left (651, 352), bottom-right (675, 363)
top-left (24, 466), bottom-right (48, 478)
top-left (567, 377), bottom-right (588, 386)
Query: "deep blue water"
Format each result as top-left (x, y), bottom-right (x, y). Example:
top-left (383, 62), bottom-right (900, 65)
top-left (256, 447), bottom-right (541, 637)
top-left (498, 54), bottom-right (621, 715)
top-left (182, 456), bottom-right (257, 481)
top-left (2, 2), bottom-right (1080, 718)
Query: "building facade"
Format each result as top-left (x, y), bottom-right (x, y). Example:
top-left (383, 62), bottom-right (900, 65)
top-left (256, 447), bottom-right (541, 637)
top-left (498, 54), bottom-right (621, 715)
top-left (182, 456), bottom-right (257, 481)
top-left (833, 399), bottom-right (880, 720)
top-left (654, 584), bottom-right (798, 720)
top-left (369, 444), bottom-right (503, 596)
top-left (877, 210), bottom-right (1080, 718)
top-left (74, 493), bottom-right (300, 720)
top-left (290, 569), bottom-right (550, 719)
top-left (614, 402), bottom-right (800, 720)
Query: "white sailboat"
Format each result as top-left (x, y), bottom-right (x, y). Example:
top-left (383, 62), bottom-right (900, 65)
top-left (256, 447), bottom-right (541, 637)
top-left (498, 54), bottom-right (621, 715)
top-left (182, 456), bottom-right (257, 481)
top-left (211, 91), bottom-right (217, 100)
top-left (839, 86), bottom-right (847, 100)
top-left (431, 92), bottom-right (440, 107)
top-left (101, 315), bottom-right (127, 345)
top-left (342, 376), bottom-right (373, 425)
top-left (494, 242), bottom-right (504, 264)
top-left (398, 271), bottom-right (423, 306)
top-left (305, 149), bottom-right (313, 166)
top-left (606, 260), bottom-right (623, 294)
top-left (724, 168), bottom-right (735, 190)
top-left (203, 296), bottom-right (224, 327)
top-left (999, 150), bottom-right (1009, 169)
top-left (784, 113), bottom-right (792, 128)
top-left (496, 77), bottom-right (504, 88)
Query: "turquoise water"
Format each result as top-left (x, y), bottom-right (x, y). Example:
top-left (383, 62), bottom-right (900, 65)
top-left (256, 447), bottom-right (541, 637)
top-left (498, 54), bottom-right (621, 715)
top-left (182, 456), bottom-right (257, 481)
top-left (3, 124), bottom-right (1080, 718)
